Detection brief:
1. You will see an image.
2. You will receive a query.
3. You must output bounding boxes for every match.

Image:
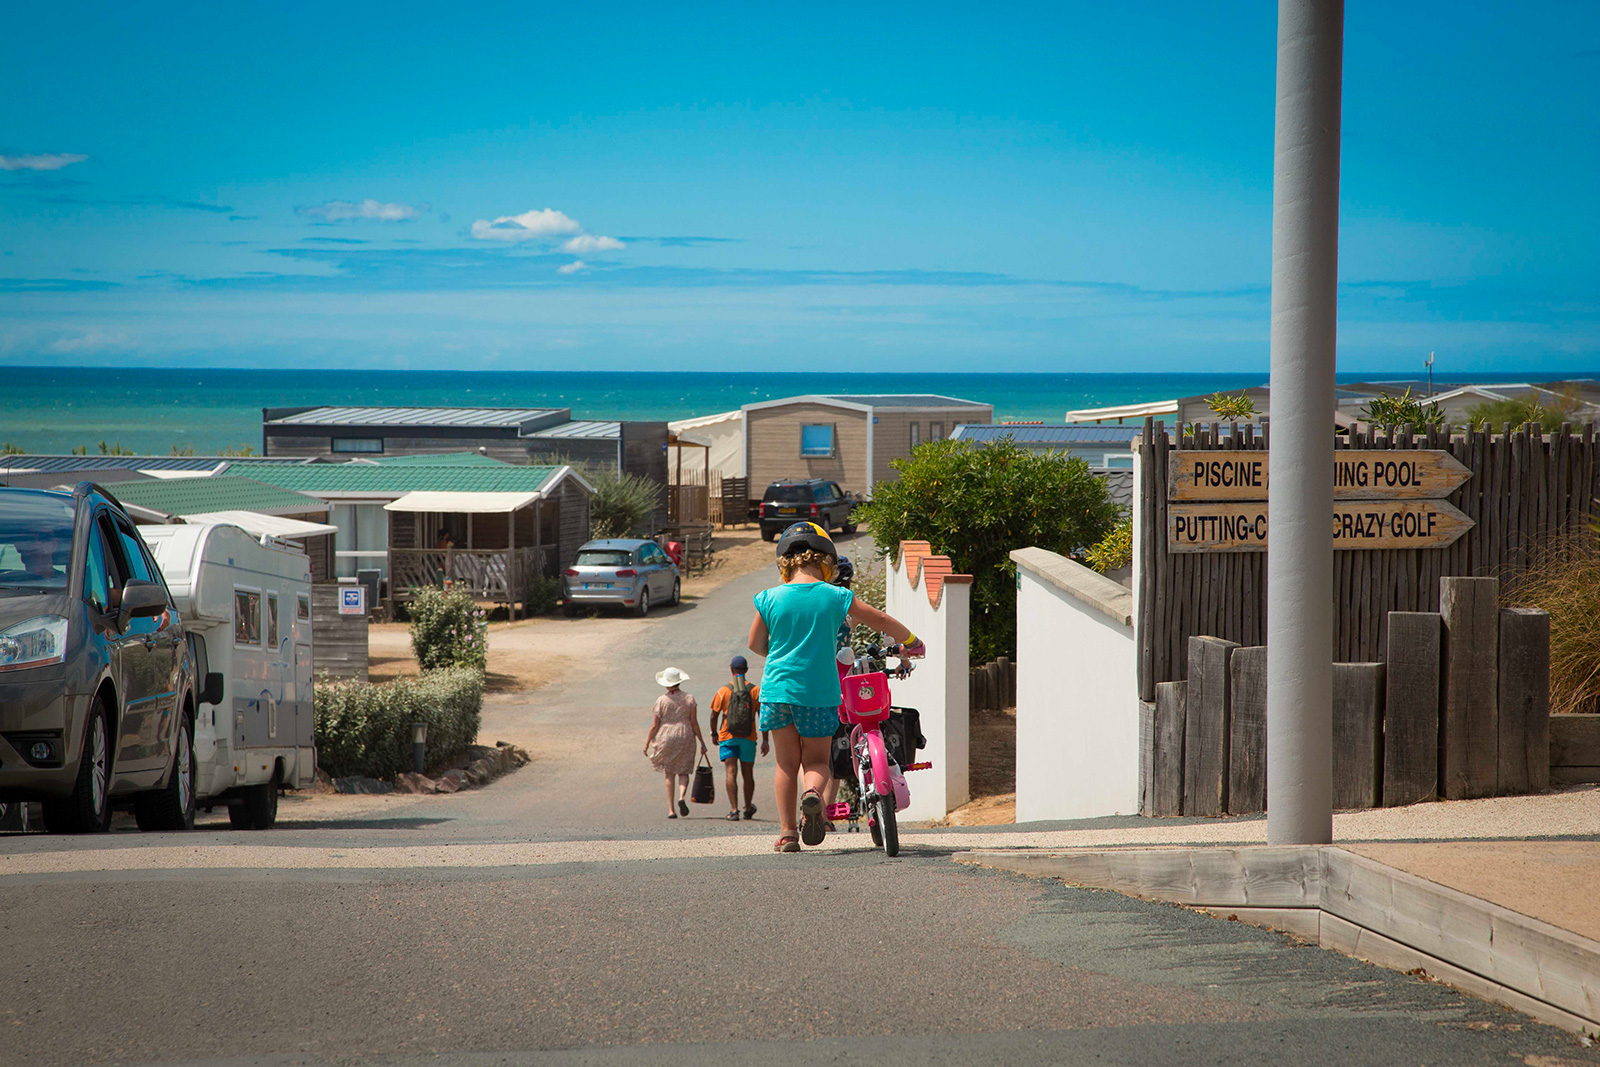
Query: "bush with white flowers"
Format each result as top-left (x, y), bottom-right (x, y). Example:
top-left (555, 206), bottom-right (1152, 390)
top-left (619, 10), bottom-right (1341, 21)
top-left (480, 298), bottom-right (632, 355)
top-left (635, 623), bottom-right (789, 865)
top-left (408, 586), bottom-right (489, 672)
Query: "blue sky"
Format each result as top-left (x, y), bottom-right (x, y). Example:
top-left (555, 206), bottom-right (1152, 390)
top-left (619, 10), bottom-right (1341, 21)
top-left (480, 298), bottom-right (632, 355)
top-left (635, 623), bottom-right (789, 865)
top-left (1, 1), bottom-right (1595, 373)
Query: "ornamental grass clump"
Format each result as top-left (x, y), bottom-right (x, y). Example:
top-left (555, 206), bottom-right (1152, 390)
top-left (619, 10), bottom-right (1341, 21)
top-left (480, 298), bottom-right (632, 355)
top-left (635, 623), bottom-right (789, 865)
top-left (1503, 534), bottom-right (1600, 716)
top-left (314, 667), bottom-right (484, 779)
top-left (408, 585), bottom-right (488, 671)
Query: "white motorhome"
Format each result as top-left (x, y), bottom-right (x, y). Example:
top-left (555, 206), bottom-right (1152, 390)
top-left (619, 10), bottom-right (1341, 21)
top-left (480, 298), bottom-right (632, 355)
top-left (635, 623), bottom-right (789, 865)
top-left (141, 523), bottom-right (315, 829)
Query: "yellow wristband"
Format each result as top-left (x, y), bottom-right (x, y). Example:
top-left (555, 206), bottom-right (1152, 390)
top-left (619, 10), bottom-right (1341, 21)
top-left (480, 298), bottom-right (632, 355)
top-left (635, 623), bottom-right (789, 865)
top-left (903, 632), bottom-right (919, 647)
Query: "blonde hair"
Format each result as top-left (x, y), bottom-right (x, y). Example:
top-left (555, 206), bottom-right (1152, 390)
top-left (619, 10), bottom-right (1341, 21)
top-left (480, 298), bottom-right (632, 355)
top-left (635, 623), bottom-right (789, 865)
top-left (778, 549), bottom-right (833, 581)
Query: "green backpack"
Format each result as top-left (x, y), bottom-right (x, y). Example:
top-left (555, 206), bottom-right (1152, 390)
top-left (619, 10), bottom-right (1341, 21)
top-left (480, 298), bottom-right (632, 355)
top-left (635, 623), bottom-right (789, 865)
top-left (725, 677), bottom-right (755, 738)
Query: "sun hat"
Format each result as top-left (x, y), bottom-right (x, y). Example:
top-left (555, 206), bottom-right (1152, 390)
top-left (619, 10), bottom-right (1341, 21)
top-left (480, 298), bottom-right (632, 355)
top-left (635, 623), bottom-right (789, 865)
top-left (655, 666), bottom-right (690, 687)
top-left (729, 655), bottom-right (748, 673)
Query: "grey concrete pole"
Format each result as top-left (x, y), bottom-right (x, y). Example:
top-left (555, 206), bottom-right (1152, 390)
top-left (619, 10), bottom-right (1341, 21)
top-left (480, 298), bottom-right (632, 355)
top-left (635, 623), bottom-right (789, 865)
top-left (1267, 0), bottom-right (1343, 845)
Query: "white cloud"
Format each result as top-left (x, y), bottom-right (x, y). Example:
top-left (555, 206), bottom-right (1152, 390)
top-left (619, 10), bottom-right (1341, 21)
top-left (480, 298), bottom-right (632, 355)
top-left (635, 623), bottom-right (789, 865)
top-left (298, 199), bottom-right (422, 222)
top-left (561, 234), bottom-right (624, 254)
top-left (47, 330), bottom-right (132, 354)
top-left (470, 208), bottom-right (584, 242)
top-left (0, 153), bottom-right (88, 171)
top-left (557, 260), bottom-right (588, 274)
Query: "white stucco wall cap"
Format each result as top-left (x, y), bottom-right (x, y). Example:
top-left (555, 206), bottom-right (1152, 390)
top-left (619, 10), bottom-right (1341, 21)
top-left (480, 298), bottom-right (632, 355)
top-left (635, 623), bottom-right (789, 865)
top-left (1010, 547), bottom-right (1133, 628)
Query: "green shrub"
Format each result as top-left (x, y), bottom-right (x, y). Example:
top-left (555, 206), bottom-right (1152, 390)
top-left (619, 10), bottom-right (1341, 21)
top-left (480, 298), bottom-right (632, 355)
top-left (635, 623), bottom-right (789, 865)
top-left (1360, 388), bottom-right (1445, 431)
top-left (1085, 518), bottom-right (1133, 574)
top-left (857, 438), bottom-right (1120, 661)
top-left (1503, 535), bottom-right (1600, 716)
top-left (315, 667), bottom-right (484, 779)
top-left (1205, 392), bottom-right (1257, 422)
top-left (408, 586), bottom-right (488, 671)
top-left (525, 577), bottom-right (561, 616)
top-left (590, 470), bottom-right (660, 538)
top-left (848, 566), bottom-right (887, 654)
top-left (1465, 392), bottom-right (1581, 434)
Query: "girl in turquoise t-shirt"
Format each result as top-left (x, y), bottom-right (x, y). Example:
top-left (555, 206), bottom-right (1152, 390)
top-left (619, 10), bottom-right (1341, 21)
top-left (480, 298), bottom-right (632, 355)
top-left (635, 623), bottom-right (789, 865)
top-left (748, 522), bottom-right (925, 853)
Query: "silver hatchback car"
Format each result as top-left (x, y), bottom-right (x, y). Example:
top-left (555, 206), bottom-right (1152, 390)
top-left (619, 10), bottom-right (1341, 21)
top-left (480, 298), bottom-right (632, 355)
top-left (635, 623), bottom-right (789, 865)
top-left (562, 539), bottom-right (681, 617)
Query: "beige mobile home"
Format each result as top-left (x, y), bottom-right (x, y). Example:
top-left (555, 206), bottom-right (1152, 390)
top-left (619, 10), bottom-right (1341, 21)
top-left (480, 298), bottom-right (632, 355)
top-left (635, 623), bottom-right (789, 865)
top-left (741, 394), bottom-right (992, 501)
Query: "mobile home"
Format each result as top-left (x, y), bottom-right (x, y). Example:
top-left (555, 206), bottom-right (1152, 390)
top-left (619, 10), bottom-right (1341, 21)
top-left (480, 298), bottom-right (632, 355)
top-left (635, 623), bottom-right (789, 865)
top-left (141, 523), bottom-right (316, 828)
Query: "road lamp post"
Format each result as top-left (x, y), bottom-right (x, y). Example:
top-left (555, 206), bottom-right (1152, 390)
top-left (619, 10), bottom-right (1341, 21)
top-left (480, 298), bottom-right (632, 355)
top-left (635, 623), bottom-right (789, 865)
top-left (1267, 0), bottom-right (1344, 846)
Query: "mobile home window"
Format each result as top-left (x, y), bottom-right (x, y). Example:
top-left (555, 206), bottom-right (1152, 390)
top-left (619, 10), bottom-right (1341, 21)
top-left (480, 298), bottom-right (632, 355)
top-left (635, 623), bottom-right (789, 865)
top-left (331, 437), bottom-right (383, 454)
top-left (909, 423), bottom-right (920, 449)
top-left (234, 590), bottom-right (261, 646)
top-left (931, 422), bottom-right (944, 441)
top-left (266, 593), bottom-right (279, 649)
top-left (800, 424), bottom-right (834, 457)
top-left (297, 592), bottom-right (311, 620)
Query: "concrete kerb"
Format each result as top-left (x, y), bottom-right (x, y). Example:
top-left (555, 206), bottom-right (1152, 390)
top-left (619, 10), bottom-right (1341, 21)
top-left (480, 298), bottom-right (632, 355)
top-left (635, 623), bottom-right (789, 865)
top-left (954, 844), bottom-right (1600, 1037)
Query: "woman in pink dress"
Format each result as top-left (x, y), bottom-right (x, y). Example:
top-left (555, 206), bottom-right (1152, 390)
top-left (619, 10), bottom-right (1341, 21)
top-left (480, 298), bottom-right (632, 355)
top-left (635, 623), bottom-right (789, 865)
top-left (643, 667), bottom-right (708, 818)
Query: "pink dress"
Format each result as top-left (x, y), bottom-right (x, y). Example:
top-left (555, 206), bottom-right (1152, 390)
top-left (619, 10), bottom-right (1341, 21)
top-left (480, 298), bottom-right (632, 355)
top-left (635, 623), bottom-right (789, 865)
top-left (646, 689), bottom-right (699, 775)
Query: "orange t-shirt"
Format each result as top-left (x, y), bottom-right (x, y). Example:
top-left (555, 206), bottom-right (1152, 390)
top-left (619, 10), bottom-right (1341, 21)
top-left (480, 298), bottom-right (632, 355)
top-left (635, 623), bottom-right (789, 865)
top-left (711, 680), bottom-right (761, 742)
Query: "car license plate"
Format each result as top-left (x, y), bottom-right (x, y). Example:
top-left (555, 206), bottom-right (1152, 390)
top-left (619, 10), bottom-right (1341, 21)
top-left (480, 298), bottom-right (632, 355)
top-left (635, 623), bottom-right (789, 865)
top-left (779, 506), bottom-right (797, 514)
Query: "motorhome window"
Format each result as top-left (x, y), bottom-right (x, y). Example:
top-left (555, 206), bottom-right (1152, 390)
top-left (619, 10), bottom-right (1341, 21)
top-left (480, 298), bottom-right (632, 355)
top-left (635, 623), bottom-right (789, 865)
top-left (799, 424), bottom-right (834, 457)
top-left (297, 592), bottom-right (310, 620)
top-left (0, 495), bottom-right (75, 592)
top-left (331, 437), bottom-right (383, 453)
top-left (234, 590), bottom-right (261, 645)
top-left (266, 594), bottom-right (279, 649)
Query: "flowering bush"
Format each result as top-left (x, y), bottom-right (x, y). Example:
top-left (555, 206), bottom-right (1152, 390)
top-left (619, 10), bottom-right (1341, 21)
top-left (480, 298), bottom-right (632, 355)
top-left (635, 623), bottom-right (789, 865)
top-left (315, 667), bottom-right (483, 778)
top-left (408, 586), bottom-right (488, 671)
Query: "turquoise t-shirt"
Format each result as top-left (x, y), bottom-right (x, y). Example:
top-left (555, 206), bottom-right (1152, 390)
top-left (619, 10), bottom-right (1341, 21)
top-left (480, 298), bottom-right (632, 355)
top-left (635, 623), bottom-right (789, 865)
top-left (754, 581), bottom-right (856, 707)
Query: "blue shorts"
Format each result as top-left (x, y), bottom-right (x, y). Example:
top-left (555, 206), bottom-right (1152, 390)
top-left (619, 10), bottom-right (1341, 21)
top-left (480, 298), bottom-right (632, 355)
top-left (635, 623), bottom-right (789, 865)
top-left (718, 738), bottom-right (756, 764)
top-left (760, 702), bottom-right (841, 739)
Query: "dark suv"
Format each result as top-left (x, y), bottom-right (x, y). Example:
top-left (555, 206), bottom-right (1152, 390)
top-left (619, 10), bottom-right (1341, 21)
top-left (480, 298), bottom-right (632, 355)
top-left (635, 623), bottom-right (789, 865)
top-left (759, 479), bottom-right (858, 541)
top-left (0, 484), bottom-right (197, 833)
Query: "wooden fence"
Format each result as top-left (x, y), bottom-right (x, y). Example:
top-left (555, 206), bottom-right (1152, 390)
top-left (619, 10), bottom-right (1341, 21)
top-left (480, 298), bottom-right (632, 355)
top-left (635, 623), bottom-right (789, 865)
top-left (1137, 418), bottom-right (1600, 703)
top-left (970, 656), bottom-right (1016, 712)
top-left (311, 583), bottom-right (368, 682)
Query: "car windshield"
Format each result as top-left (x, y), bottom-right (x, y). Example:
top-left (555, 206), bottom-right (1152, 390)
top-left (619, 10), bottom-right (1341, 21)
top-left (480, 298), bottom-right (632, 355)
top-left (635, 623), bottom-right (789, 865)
top-left (0, 496), bottom-right (76, 593)
top-left (575, 549), bottom-right (632, 567)
top-left (764, 484), bottom-right (813, 503)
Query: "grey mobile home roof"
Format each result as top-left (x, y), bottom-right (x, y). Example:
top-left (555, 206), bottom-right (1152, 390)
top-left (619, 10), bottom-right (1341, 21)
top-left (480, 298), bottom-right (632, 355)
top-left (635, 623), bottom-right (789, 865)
top-left (824, 394), bottom-right (988, 408)
top-left (0, 455), bottom-right (233, 473)
top-left (951, 424), bottom-right (1139, 445)
top-left (522, 420), bottom-right (622, 440)
top-left (265, 406), bottom-right (563, 427)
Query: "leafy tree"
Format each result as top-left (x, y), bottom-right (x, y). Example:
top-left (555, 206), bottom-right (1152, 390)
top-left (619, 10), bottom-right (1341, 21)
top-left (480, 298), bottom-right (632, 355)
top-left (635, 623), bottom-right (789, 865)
top-left (217, 444), bottom-right (258, 457)
top-left (1205, 392), bottom-right (1257, 422)
top-left (1359, 388), bottom-right (1445, 430)
top-left (169, 444), bottom-right (196, 456)
top-left (1085, 519), bottom-right (1133, 575)
top-left (589, 470), bottom-right (660, 538)
top-left (97, 440), bottom-right (135, 456)
top-left (856, 439), bottom-right (1120, 661)
top-left (1, 442), bottom-right (24, 456)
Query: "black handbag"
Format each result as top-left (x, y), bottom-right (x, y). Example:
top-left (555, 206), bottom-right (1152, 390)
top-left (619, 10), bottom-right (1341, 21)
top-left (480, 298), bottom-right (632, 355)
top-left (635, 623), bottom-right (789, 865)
top-left (690, 752), bottom-right (715, 804)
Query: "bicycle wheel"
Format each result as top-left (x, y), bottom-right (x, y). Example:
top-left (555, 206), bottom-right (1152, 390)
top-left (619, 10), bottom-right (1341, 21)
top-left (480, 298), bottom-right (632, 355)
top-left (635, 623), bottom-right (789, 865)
top-left (876, 792), bottom-right (899, 857)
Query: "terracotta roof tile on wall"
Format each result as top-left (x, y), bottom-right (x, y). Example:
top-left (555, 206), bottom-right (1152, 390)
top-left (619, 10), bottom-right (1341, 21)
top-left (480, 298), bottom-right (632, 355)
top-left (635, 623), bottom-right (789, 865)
top-left (895, 539), bottom-right (971, 608)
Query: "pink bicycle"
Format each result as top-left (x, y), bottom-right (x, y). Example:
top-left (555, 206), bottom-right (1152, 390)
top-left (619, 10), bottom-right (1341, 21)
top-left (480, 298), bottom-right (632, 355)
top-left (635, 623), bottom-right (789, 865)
top-left (828, 644), bottom-right (930, 857)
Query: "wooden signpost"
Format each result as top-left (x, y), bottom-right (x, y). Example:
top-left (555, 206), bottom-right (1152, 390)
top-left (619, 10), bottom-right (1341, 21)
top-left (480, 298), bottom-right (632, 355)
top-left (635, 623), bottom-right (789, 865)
top-left (1166, 449), bottom-right (1474, 553)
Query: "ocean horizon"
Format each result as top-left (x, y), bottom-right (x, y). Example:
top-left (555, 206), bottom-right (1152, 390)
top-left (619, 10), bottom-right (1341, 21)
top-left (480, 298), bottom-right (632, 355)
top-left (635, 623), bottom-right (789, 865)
top-left (1, 366), bottom-right (1590, 457)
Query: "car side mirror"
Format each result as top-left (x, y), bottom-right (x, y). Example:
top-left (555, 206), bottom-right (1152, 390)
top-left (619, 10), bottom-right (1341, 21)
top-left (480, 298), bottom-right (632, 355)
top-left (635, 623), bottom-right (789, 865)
top-left (200, 672), bottom-right (225, 706)
top-left (118, 580), bottom-right (167, 629)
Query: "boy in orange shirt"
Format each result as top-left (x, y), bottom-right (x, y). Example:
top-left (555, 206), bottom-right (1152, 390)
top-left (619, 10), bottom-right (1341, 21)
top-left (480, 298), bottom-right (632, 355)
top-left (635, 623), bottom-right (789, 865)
top-left (708, 656), bottom-right (769, 821)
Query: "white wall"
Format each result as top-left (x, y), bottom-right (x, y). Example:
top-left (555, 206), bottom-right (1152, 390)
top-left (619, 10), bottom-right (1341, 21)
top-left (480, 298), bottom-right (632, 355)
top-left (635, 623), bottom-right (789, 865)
top-left (1013, 548), bottom-right (1140, 822)
top-left (884, 545), bottom-right (970, 821)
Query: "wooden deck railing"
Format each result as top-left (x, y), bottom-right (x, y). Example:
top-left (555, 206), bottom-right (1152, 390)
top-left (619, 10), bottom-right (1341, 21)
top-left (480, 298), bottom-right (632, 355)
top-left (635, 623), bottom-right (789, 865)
top-left (390, 546), bottom-right (550, 605)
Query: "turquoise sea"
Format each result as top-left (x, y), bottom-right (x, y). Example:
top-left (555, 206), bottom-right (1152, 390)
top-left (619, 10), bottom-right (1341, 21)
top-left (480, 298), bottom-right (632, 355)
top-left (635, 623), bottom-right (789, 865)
top-left (0, 367), bottom-right (1580, 456)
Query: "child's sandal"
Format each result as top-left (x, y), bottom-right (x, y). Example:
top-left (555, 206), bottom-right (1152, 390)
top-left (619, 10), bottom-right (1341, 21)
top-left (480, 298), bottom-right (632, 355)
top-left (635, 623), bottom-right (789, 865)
top-left (774, 835), bottom-right (801, 853)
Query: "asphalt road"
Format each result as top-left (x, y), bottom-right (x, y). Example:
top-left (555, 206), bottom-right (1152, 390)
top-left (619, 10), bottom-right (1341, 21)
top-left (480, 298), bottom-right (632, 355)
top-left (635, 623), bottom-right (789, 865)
top-left (2, 559), bottom-right (1596, 1067)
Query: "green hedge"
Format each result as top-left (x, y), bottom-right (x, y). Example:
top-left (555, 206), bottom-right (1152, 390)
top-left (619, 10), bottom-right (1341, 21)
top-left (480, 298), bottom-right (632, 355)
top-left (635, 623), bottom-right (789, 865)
top-left (314, 667), bottom-right (484, 779)
top-left (409, 586), bottom-right (488, 671)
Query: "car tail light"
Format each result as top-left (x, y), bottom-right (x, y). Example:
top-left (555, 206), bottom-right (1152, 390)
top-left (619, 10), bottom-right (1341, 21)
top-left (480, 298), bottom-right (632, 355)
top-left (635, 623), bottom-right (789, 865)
top-left (809, 503), bottom-right (819, 515)
top-left (563, 568), bottom-right (578, 577)
top-left (615, 569), bottom-right (637, 577)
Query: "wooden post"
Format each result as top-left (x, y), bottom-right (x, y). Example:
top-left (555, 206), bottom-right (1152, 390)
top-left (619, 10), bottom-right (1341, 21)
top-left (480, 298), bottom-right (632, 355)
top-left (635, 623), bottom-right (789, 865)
top-left (1139, 700), bottom-right (1156, 817)
top-left (1183, 636), bottom-right (1238, 816)
top-left (1383, 611), bottom-right (1441, 806)
top-left (1498, 607), bottom-right (1550, 795)
top-left (1228, 646), bottom-right (1268, 814)
top-left (1153, 681), bottom-right (1186, 817)
top-left (1440, 576), bottom-right (1499, 799)
top-left (1332, 662), bottom-right (1384, 809)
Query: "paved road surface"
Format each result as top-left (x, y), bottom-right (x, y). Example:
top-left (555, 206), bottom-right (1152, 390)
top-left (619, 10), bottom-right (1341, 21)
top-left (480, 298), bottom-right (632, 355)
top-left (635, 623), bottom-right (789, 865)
top-left (2, 564), bottom-right (1595, 1067)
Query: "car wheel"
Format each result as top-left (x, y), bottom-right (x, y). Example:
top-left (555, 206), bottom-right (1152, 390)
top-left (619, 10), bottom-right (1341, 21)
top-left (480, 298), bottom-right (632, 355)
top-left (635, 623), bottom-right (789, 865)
top-left (636, 588), bottom-right (651, 618)
top-left (841, 522), bottom-right (858, 535)
top-left (228, 772), bottom-right (279, 831)
top-left (562, 602), bottom-right (580, 618)
top-left (761, 528), bottom-right (777, 542)
top-left (669, 578), bottom-right (681, 607)
top-left (134, 708), bottom-right (196, 832)
top-left (42, 696), bottom-right (112, 834)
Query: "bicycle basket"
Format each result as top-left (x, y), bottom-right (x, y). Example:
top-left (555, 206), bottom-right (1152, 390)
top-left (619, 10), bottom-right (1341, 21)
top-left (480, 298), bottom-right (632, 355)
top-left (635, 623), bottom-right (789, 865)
top-left (840, 671), bottom-right (891, 725)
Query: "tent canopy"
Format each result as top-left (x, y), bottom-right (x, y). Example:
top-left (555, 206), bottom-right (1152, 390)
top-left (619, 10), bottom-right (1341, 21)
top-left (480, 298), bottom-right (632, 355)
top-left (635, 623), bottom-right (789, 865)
top-left (382, 490), bottom-right (540, 515)
top-left (184, 510), bottom-right (339, 540)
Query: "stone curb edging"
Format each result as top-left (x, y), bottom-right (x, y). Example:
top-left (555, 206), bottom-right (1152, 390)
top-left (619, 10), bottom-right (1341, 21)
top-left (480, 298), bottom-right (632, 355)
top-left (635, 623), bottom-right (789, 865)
top-left (954, 845), bottom-right (1600, 1037)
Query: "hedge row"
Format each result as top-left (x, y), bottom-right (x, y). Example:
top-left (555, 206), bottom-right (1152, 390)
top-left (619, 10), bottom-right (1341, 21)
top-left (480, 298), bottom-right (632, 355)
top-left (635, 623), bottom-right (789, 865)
top-left (314, 667), bottom-right (484, 779)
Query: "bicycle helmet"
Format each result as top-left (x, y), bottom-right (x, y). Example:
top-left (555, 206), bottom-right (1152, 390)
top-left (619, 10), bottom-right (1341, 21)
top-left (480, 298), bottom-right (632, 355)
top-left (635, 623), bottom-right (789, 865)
top-left (834, 555), bottom-right (854, 587)
top-left (776, 521), bottom-right (838, 581)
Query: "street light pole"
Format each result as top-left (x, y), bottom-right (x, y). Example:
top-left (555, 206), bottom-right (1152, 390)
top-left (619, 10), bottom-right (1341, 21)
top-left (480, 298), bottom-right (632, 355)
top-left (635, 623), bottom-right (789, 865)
top-left (1267, 0), bottom-right (1343, 846)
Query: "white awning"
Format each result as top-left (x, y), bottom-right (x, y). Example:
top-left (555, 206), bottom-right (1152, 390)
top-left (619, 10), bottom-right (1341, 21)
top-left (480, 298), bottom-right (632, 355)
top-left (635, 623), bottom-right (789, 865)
top-left (183, 510), bottom-right (340, 539)
top-left (1065, 399), bottom-right (1179, 423)
top-left (382, 490), bottom-right (540, 515)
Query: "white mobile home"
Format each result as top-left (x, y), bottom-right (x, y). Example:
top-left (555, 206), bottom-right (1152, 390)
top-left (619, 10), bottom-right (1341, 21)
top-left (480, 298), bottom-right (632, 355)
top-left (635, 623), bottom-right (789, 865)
top-left (142, 523), bottom-right (316, 828)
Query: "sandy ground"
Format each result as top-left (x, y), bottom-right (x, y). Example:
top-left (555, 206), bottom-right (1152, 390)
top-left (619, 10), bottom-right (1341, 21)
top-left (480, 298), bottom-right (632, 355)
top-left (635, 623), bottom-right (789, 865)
top-left (939, 707), bottom-right (1019, 826)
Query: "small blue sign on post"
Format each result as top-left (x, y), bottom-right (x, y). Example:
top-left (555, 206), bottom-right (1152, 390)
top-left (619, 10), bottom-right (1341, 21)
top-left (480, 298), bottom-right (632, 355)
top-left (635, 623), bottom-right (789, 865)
top-left (338, 585), bottom-right (367, 616)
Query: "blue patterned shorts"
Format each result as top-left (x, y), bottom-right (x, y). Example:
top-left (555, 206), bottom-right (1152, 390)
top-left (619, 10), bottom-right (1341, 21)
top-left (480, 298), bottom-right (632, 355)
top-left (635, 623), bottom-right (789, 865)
top-left (760, 702), bottom-right (840, 739)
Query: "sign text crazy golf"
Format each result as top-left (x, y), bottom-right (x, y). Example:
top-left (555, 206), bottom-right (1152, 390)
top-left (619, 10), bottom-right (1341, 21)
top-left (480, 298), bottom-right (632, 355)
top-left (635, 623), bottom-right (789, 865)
top-left (1168, 499), bottom-right (1473, 553)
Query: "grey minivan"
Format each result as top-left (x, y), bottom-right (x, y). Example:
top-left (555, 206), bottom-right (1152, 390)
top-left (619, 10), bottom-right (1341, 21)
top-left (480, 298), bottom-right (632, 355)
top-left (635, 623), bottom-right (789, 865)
top-left (561, 538), bottom-right (681, 617)
top-left (0, 484), bottom-right (198, 833)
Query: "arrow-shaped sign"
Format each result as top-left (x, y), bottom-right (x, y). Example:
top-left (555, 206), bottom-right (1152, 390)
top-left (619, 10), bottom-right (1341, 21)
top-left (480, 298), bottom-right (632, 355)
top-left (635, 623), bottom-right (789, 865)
top-left (1169, 450), bottom-right (1472, 502)
top-left (1169, 498), bottom-right (1474, 553)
